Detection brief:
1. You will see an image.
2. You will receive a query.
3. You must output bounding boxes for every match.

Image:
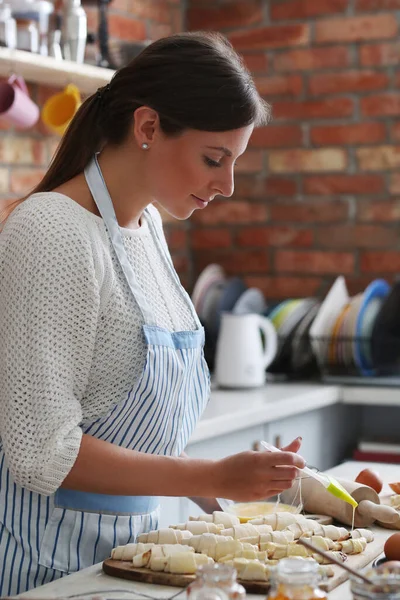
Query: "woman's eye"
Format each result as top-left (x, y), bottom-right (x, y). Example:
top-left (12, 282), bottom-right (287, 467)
top-left (204, 156), bottom-right (221, 168)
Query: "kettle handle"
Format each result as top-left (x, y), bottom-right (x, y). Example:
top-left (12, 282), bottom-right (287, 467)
top-left (257, 316), bottom-right (278, 369)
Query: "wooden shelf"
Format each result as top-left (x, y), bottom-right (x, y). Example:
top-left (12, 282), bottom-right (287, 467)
top-left (0, 48), bottom-right (115, 94)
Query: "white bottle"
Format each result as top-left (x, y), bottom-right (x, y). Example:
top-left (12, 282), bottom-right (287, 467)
top-left (62, 0), bottom-right (86, 63)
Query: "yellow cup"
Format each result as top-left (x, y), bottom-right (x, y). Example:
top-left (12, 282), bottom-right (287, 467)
top-left (42, 84), bottom-right (81, 136)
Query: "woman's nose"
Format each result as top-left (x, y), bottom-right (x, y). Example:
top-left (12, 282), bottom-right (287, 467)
top-left (214, 169), bottom-right (235, 198)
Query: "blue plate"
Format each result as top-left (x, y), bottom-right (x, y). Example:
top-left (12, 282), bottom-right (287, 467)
top-left (354, 279), bottom-right (390, 376)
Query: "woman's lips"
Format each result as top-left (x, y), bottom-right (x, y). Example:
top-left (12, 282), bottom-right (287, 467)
top-left (191, 194), bottom-right (208, 209)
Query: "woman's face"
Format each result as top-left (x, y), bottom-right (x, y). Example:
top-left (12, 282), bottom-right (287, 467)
top-left (145, 124), bottom-right (254, 220)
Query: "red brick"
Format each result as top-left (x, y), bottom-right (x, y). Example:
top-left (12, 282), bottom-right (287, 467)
top-left (309, 70), bottom-right (388, 96)
top-left (255, 74), bottom-right (303, 97)
top-left (316, 15), bottom-right (398, 44)
top-left (0, 137), bottom-right (46, 165)
top-left (237, 226), bottom-right (313, 248)
top-left (191, 200), bottom-right (268, 225)
top-left (196, 249), bottom-right (269, 274)
top-left (390, 174), bottom-right (400, 194)
top-left (234, 176), bottom-right (298, 198)
top-left (356, 0), bottom-right (400, 9)
top-left (270, 200), bottom-right (349, 222)
top-left (243, 53), bottom-right (268, 73)
top-left (148, 22), bottom-right (172, 40)
top-left (170, 6), bottom-right (183, 33)
top-left (269, 148), bottom-right (346, 173)
top-left (235, 150), bottom-right (264, 174)
top-left (317, 224), bottom-right (398, 248)
top-left (10, 168), bottom-right (46, 195)
top-left (229, 24), bottom-right (310, 51)
top-left (108, 15), bottom-right (146, 41)
top-left (393, 122), bottom-right (400, 142)
top-left (275, 250), bottom-right (354, 274)
top-left (310, 122), bottom-right (386, 146)
top-left (357, 198), bottom-right (400, 222)
top-left (361, 251), bottom-right (400, 273)
top-left (128, 0), bottom-right (170, 22)
top-left (192, 229), bottom-right (232, 249)
top-left (271, 0), bottom-right (347, 20)
top-left (274, 47), bottom-right (350, 72)
top-left (273, 98), bottom-right (353, 120)
top-left (171, 254), bottom-right (188, 277)
top-left (357, 146), bottom-right (400, 170)
top-left (360, 42), bottom-right (400, 66)
top-left (245, 275), bottom-right (322, 299)
top-left (361, 94), bottom-right (400, 117)
top-left (303, 174), bottom-right (385, 195)
top-left (187, 0), bottom-right (263, 30)
top-left (166, 227), bottom-right (187, 251)
top-left (250, 125), bottom-right (303, 148)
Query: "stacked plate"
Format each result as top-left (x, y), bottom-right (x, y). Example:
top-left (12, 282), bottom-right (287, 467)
top-left (310, 277), bottom-right (391, 376)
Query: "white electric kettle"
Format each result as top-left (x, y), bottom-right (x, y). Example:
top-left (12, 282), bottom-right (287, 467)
top-left (215, 313), bottom-right (278, 388)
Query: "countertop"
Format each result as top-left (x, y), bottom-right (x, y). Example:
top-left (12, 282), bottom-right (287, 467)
top-left (18, 461), bottom-right (399, 600)
top-left (189, 381), bottom-right (399, 444)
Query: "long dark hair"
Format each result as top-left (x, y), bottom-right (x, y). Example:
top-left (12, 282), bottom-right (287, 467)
top-left (9, 31), bottom-right (271, 210)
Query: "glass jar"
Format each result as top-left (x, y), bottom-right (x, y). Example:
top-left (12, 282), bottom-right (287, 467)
top-left (187, 563), bottom-right (246, 600)
top-left (267, 558), bottom-right (327, 600)
top-left (350, 565), bottom-right (400, 600)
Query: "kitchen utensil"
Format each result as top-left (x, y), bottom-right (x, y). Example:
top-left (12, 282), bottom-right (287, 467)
top-left (41, 83), bottom-right (81, 135)
top-left (260, 441), bottom-right (358, 508)
top-left (297, 538), bottom-right (374, 585)
top-left (0, 74), bottom-right (39, 128)
top-left (215, 313), bottom-right (278, 388)
top-left (192, 264), bottom-right (225, 315)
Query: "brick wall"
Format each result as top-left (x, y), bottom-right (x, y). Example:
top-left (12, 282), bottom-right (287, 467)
top-left (186, 0), bottom-right (400, 299)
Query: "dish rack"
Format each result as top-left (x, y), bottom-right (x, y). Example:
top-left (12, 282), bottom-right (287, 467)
top-left (269, 333), bottom-right (400, 386)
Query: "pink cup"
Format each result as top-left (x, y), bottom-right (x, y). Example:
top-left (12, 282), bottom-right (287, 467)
top-left (0, 75), bottom-right (39, 129)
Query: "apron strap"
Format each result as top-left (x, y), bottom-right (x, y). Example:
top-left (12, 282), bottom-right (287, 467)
top-left (84, 155), bottom-right (155, 325)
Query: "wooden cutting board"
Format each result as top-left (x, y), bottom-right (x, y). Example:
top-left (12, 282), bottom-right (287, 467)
top-left (102, 528), bottom-right (387, 594)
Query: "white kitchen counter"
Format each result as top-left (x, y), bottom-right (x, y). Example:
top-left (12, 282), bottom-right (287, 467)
top-left (18, 461), bottom-right (399, 600)
top-left (190, 381), bottom-right (400, 444)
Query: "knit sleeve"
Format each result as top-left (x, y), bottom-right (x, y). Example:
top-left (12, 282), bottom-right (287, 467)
top-left (0, 197), bottom-right (101, 495)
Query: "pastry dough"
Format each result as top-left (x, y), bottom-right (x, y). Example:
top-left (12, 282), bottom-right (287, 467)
top-left (263, 542), bottom-right (309, 560)
top-left (249, 513), bottom-right (303, 530)
top-left (313, 550), bottom-right (347, 564)
top-left (288, 520), bottom-right (350, 541)
top-left (130, 545), bottom-right (212, 573)
top-left (170, 521), bottom-right (223, 534)
top-left (334, 537), bottom-right (367, 555)
top-left (137, 528), bottom-right (192, 544)
top-left (391, 494), bottom-right (400, 509)
top-left (350, 528), bottom-right (374, 542)
top-left (189, 511), bottom-right (240, 527)
top-left (221, 523), bottom-right (272, 544)
top-left (222, 558), bottom-right (271, 581)
top-left (112, 542), bottom-right (155, 560)
top-left (259, 530), bottom-right (294, 547)
top-left (186, 533), bottom-right (260, 562)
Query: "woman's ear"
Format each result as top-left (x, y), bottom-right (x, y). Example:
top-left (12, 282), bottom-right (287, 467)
top-left (133, 106), bottom-right (160, 149)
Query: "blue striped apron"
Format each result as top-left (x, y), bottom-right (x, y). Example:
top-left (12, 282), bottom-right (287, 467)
top-left (0, 154), bottom-right (210, 595)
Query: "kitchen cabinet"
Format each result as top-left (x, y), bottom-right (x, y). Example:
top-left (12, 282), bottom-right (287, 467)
top-left (265, 404), bottom-right (360, 472)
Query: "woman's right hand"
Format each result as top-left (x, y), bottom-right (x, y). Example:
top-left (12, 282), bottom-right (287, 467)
top-left (213, 443), bottom-right (306, 502)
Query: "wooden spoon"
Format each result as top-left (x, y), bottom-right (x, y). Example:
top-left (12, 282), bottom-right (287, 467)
top-left (297, 537), bottom-right (374, 585)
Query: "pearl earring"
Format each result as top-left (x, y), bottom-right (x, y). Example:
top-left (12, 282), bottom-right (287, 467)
top-left (142, 143), bottom-right (149, 150)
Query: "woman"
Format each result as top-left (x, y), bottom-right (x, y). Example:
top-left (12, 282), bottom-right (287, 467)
top-left (0, 31), bottom-right (305, 594)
